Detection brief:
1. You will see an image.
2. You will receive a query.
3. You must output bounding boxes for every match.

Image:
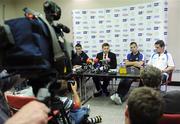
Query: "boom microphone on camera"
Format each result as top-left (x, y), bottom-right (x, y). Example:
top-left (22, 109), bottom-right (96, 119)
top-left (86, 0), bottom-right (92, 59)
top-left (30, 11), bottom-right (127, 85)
top-left (56, 23), bottom-right (70, 33)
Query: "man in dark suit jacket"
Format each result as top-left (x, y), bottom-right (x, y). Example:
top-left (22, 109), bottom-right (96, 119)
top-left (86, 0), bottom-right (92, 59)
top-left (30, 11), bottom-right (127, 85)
top-left (93, 43), bottom-right (117, 97)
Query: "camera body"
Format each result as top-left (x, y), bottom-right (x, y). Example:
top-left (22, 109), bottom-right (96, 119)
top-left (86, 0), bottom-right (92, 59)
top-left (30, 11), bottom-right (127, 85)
top-left (43, 0), bottom-right (61, 22)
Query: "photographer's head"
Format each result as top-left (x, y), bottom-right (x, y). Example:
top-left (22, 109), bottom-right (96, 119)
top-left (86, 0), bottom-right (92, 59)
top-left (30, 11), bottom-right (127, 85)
top-left (125, 87), bottom-right (164, 124)
top-left (140, 65), bottom-right (162, 88)
top-left (102, 43), bottom-right (110, 54)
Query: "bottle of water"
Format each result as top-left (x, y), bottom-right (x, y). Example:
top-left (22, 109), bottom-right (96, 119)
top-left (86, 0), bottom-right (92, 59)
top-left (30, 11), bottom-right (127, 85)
top-left (119, 62), bottom-right (127, 74)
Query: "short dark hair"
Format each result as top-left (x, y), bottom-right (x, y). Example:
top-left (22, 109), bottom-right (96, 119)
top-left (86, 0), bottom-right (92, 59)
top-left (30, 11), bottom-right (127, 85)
top-left (127, 87), bottom-right (164, 124)
top-left (140, 65), bottom-right (162, 88)
top-left (75, 43), bottom-right (82, 48)
top-left (102, 43), bottom-right (110, 48)
top-left (130, 42), bottom-right (137, 46)
top-left (155, 40), bottom-right (165, 47)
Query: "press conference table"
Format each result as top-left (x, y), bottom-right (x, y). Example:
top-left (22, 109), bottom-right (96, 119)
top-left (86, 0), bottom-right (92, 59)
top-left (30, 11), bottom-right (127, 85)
top-left (74, 71), bottom-right (140, 78)
top-left (72, 70), bottom-right (140, 104)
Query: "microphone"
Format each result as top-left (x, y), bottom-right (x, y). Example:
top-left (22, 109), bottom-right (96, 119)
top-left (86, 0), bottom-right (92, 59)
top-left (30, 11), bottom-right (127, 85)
top-left (86, 58), bottom-right (93, 64)
top-left (93, 58), bottom-right (99, 64)
top-left (57, 23), bottom-right (70, 33)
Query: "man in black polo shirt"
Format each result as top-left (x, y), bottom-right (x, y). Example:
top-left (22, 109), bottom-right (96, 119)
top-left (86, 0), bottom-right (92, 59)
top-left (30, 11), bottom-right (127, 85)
top-left (71, 43), bottom-right (89, 67)
top-left (110, 42), bottom-right (144, 104)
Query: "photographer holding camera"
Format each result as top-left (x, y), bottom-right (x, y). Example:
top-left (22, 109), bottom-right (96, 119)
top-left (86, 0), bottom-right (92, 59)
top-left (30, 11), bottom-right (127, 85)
top-left (0, 69), bottom-right (82, 124)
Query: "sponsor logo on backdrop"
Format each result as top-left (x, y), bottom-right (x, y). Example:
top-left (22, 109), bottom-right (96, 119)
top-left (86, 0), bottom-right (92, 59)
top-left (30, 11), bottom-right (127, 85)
top-left (164, 32), bottom-right (167, 35)
top-left (154, 2), bottom-right (159, 6)
top-left (82, 11), bottom-right (86, 14)
top-left (138, 28), bottom-right (144, 31)
top-left (99, 40), bottom-right (104, 43)
top-left (130, 28), bottom-right (135, 32)
top-left (114, 14), bottom-right (119, 17)
top-left (130, 7), bottom-right (135, 10)
top-left (154, 27), bottom-right (159, 30)
top-left (147, 4), bottom-right (152, 8)
top-left (147, 10), bottom-right (153, 13)
top-left (84, 46), bottom-right (90, 48)
top-left (106, 9), bottom-right (110, 13)
top-left (122, 8), bottom-right (128, 11)
top-left (146, 38), bottom-right (151, 41)
top-left (115, 49), bottom-right (121, 52)
top-left (98, 10), bottom-right (104, 13)
top-left (138, 33), bottom-right (143, 36)
top-left (83, 31), bottom-right (88, 34)
top-left (164, 8), bottom-right (168, 11)
top-left (130, 18), bottom-right (135, 21)
top-left (138, 6), bottom-right (145, 9)
top-left (76, 41), bottom-right (81, 44)
top-left (146, 27), bottom-right (152, 30)
top-left (146, 16), bottom-right (151, 19)
top-left (130, 23), bottom-right (136, 26)
top-left (138, 11), bottom-right (143, 15)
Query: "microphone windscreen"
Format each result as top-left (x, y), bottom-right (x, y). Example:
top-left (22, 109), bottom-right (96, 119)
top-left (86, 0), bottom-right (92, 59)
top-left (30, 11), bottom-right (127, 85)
top-left (61, 25), bottom-right (70, 33)
top-left (94, 58), bottom-right (99, 63)
top-left (86, 58), bottom-right (91, 64)
top-left (58, 23), bottom-right (70, 33)
top-left (106, 58), bottom-right (111, 62)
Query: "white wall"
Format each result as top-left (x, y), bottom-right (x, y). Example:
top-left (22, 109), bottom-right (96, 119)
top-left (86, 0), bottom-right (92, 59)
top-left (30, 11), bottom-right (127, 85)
top-left (0, 0), bottom-right (17, 21)
top-left (167, 0), bottom-right (180, 81)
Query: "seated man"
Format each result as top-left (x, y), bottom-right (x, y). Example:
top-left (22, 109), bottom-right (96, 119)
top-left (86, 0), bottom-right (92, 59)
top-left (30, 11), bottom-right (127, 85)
top-left (125, 87), bottom-right (164, 124)
top-left (140, 65), bottom-right (180, 114)
top-left (71, 43), bottom-right (89, 88)
top-left (71, 43), bottom-right (89, 67)
top-left (111, 42), bottom-right (144, 104)
top-left (147, 40), bottom-right (175, 82)
top-left (93, 43), bottom-right (117, 97)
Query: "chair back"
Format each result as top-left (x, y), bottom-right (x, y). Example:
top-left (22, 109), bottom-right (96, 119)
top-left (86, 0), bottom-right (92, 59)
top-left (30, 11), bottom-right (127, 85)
top-left (6, 95), bottom-right (36, 109)
top-left (160, 71), bottom-right (173, 91)
top-left (159, 114), bottom-right (180, 124)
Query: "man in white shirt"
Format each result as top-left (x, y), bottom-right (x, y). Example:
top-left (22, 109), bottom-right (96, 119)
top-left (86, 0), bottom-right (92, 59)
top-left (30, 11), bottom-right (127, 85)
top-left (148, 40), bottom-right (175, 82)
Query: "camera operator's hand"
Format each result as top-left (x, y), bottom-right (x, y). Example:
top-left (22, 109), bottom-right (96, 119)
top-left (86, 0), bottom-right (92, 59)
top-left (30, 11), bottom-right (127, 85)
top-left (70, 81), bottom-right (81, 109)
top-left (70, 81), bottom-right (77, 92)
top-left (5, 101), bottom-right (50, 124)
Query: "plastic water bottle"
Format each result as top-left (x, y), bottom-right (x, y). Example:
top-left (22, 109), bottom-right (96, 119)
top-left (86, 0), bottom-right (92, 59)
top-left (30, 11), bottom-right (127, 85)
top-left (119, 62), bottom-right (127, 74)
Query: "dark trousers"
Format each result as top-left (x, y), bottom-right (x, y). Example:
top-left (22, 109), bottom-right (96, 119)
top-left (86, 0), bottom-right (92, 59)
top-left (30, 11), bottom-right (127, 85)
top-left (116, 78), bottom-right (143, 100)
top-left (116, 78), bottom-right (132, 98)
top-left (92, 77), bottom-right (110, 93)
